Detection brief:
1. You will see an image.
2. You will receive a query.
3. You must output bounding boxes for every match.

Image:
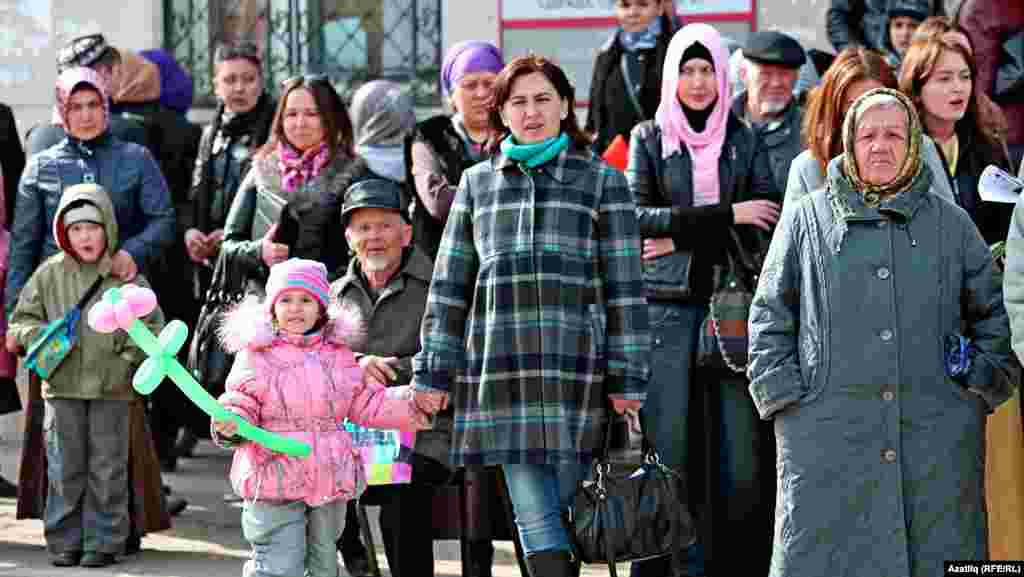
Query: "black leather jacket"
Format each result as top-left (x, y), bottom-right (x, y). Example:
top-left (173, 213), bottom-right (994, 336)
top-left (626, 113), bottom-right (772, 302)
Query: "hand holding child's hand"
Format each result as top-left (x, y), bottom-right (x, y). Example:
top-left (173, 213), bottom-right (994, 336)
top-left (414, 389), bottom-right (449, 415)
top-left (213, 417), bottom-right (239, 438)
top-left (411, 407), bottom-right (434, 430)
top-left (359, 355), bottom-right (399, 384)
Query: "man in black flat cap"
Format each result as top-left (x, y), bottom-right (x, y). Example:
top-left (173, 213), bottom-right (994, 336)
top-left (733, 30), bottom-right (808, 201)
top-left (331, 178), bottom-right (469, 577)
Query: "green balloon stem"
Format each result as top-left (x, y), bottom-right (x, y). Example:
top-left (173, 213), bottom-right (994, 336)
top-left (125, 319), bottom-right (311, 458)
top-left (127, 320), bottom-right (163, 358)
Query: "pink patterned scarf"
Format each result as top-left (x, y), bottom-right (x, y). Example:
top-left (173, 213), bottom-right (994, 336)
top-left (277, 141), bottom-right (330, 193)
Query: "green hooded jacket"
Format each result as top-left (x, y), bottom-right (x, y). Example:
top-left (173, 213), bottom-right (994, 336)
top-left (9, 183), bottom-right (165, 400)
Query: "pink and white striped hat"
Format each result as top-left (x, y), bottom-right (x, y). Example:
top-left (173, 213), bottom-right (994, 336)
top-left (265, 258), bottom-right (330, 313)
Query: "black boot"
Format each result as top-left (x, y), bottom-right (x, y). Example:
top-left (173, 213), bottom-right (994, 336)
top-left (174, 429), bottom-right (199, 459)
top-left (337, 502), bottom-right (372, 577)
top-left (525, 550), bottom-right (576, 577)
top-left (464, 539), bottom-right (494, 577)
top-left (0, 475), bottom-right (17, 498)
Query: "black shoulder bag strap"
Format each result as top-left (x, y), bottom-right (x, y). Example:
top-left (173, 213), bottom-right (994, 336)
top-left (620, 54), bottom-right (649, 122)
top-left (76, 275), bottom-right (106, 312)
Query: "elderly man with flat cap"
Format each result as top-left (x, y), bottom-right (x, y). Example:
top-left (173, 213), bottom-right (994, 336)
top-left (331, 179), bottom-right (470, 577)
top-left (733, 30), bottom-right (808, 202)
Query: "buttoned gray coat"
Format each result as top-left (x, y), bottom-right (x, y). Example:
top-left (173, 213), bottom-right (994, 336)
top-left (748, 156), bottom-right (1012, 576)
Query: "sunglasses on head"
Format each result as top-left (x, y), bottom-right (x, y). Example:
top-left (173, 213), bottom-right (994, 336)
top-left (280, 73), bottom-right (330, 89)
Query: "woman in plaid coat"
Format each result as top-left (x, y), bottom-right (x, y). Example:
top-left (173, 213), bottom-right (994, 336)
top-left (412, 55), bottom-right (650, 577)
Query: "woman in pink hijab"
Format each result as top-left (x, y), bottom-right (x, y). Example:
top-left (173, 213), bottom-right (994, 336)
top-left (624, 22), bottom-right (779, 577)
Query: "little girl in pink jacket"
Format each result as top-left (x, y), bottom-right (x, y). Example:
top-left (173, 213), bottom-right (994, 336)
top-left (211, 258), bottom-right (427, 577)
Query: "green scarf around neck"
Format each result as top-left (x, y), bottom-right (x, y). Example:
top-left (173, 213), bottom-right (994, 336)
top-left (500, 133), bottom-right (570, 169)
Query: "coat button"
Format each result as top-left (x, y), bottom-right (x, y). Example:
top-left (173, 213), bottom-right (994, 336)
top-left (883, 449), bottom-right (897, 463)
top-left (877, 267), bottom-right (891, 280)
top-left (882, 390), bottom-right (895, 402)
top-left (880, 329), bottom-right (894, 341)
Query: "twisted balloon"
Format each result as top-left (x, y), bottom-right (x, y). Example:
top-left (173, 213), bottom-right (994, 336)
top-left (88, 285), bottom-right (311, 457)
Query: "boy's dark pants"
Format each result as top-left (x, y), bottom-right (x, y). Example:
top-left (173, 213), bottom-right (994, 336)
top-left (44, 398), bottom-right (131, 555)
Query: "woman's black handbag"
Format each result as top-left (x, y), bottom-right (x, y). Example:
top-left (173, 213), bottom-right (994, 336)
top-left (568, 419), bottom-right (695, 577)
top-left (187, 248), bottom-right (248, 395)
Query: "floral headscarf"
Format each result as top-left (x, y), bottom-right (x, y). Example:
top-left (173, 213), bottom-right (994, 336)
top-left (53, 66), bottom-right (111, 134)
top-left (841, 87), bottom-right (923, 206)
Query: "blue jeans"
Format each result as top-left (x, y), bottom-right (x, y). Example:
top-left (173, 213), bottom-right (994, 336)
top-left (241, 499), bottom-right (347, 577)
top-left (632, 302), bottom-right (705, 576)
top-left (502, 463), bottom-right (590, 555)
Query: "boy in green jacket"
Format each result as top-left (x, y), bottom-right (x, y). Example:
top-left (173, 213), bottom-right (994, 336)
top-left (9, 182), bottom-right (163, 568)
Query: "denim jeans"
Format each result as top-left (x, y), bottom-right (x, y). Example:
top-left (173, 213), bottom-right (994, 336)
top-left (631, 302), bottom-right (705, 576)
top-left (241, 499), bottom-right (347, 577)
top-left (502, 463), bottom-right (590, 555)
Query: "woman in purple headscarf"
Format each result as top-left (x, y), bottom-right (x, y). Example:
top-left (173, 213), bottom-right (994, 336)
top-left (401, 40), bottom-right (504, 577)
top-left (407, 40), bottom-right (503, 261)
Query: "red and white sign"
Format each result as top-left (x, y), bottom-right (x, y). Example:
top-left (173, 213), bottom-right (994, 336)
top-left (501, 0), bottom-right (755, 27)
top-left (498, 0), bottom-right (757, 106)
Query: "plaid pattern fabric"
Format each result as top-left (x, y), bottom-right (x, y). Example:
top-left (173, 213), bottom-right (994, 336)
top-left (413, 148), bottom-right (650, 466)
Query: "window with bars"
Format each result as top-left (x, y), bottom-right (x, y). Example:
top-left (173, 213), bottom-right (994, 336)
top-left (163, 0), bottom-right (442, 106)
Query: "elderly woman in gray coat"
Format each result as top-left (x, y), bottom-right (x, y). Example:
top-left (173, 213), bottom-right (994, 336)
top-left (748, 87), bottom-right (1012, 576)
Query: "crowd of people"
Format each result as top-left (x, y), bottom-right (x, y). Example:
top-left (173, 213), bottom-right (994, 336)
top-left (0, 0), bottom-right (1022, 576)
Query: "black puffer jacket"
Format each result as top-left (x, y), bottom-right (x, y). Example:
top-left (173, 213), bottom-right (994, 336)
top-left (626, 113), bottom-right (772, 302)
top-left (586, 15), bottom-right (672, 155)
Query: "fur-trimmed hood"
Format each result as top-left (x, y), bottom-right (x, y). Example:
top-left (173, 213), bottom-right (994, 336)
top-left (218, 295), bottom-right (365, 353)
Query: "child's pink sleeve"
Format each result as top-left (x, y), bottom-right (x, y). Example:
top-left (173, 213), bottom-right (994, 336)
top-left (340, 347), bottom-right (421, 431)
top-left (216, 349), bottom-right (263, 424)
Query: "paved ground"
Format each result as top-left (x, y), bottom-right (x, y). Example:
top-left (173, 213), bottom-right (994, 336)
top-left (0, 439), bottom-right (629, 576)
